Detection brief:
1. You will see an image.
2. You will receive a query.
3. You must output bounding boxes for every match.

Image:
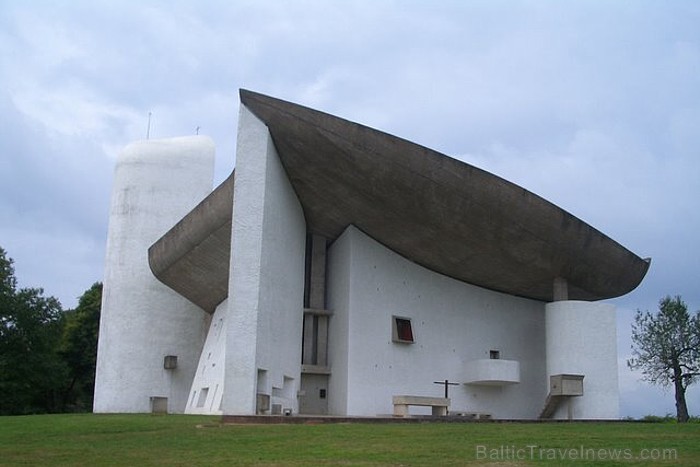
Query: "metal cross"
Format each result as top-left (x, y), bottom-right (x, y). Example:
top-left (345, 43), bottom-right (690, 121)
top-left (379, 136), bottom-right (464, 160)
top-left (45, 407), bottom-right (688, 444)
top-left (433, 379), bottom-right (459, 398)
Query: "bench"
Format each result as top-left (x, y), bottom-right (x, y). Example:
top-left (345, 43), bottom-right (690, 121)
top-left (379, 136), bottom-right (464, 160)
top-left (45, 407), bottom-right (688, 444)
top-left (392, 395), bottom-right (450, 417)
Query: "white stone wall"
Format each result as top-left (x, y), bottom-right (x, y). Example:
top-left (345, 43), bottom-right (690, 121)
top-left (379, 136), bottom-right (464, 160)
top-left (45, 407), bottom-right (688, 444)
top-left (327, 226), bottom-right (548, 418)
top-left (222, 105), bottom-right (306, 415)
top-left (94, 136), bottom-right (215, 413)
top-left (326, 230), bottom-right (352, 415)
top-left (545, 301), bottom-right (620, 419)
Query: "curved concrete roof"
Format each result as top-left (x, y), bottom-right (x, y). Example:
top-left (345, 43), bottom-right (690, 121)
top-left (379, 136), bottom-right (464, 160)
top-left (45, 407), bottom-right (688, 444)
top-left (148, 173), bottom-right (233, 312)
top-left (240, 89), bottom-right (649, 302)
top-left (150, 89), bottom-right (649, 311)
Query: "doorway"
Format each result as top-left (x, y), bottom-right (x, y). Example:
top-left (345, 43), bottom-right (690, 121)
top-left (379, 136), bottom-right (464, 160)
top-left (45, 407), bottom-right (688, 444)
top-left (299, 374), bottom-right (329, 415)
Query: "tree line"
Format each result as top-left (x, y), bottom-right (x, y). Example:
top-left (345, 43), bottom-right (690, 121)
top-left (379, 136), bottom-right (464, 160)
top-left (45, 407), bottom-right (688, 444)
top-left (0, 246), bottom-right (100, 415)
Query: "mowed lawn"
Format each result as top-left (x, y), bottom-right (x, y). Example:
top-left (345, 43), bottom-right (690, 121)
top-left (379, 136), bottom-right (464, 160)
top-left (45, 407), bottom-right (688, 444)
top-left (1, 414), bottom-right (699, 466)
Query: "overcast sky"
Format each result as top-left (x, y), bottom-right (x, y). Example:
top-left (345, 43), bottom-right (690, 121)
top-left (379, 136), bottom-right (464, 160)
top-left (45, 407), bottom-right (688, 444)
top-left (1, 1), bottom-right (698, 418)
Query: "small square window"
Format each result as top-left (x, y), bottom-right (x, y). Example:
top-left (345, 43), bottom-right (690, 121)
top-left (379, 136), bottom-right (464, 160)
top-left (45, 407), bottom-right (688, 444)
top-left (489, 350), bottom-right (500, 360)
top-left (392, 316), bottom-right (414, 343)
top-left (163, 355), bottom-right (178, 369)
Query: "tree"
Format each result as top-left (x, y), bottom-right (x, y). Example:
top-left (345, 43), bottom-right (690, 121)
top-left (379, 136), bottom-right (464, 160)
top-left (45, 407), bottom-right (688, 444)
top-left (628, 296), bottom-right (700, 422)
top-left (0, 247), bottom-right (68, 414)
top-left (60, 282), bottom-right (102, 411)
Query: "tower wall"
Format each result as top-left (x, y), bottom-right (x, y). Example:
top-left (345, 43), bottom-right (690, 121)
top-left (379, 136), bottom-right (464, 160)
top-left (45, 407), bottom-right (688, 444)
top-left (94, 136), bottom-right (215, 413)
top-left (545, 301), bottom-right (620, 419)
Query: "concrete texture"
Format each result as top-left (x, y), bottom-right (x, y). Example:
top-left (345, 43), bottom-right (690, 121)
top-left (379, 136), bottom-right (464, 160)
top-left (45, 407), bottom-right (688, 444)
top-left (148, 172), bottom-right (234, 313)
top-left (239, 89), bottom-right (650, 302)
top-left (94, 136), bottom-right (214, 413)
top-left (116, 91), bottom-right (638, 419)
top-left (545, 301), bottom-right (619, 419)
top-left (148, 90), bottom-right (649, 308)
top-left (464, 359), bottom-right (521, 386)
top-left (185, 299), bottom-right (228, 415)
top-left (392, 396), bottom-right (450, 417)
top-left (222, 105), bottom-right (306, 415)
top-left (326, 225), bottom-right (548, 418)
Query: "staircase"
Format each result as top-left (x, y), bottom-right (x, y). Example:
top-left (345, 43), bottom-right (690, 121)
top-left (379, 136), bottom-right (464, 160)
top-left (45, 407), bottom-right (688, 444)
top-left (539, 374), bottom-right (584, 420)
top-left (539, 394), bottom-right (567, 419)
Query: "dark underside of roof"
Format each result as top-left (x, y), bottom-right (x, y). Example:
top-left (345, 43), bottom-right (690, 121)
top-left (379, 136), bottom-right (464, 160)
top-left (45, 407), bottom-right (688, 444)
top-left (149, 89), bottom-right (650, 312)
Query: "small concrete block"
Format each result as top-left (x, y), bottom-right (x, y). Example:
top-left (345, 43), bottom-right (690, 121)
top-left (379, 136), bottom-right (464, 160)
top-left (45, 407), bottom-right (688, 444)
top-left (150, 396), bottom-right (168, 414)
top-left (393, 404), bottom-right (409, 417)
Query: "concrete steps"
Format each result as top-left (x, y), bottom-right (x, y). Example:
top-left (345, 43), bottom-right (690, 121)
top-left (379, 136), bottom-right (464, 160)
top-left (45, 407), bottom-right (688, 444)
top-left (539, 394), bottom-right (567, 419)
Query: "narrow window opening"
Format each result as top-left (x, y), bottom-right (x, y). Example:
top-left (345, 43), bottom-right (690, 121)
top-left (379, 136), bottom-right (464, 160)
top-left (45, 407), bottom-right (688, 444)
top-left (392, 316), bottom-right (414, 343)
top-left (209, 385), bottom-right (219, 411)
top-left (311, 315), bottom-right (319, 364)
top-left (197, 387), bottom-right (209, 408)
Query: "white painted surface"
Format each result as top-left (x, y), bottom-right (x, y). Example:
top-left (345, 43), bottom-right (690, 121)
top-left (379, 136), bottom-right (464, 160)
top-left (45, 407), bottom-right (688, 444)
top-left (326, 230), bottom-right (351, 416)
top-left (185, 299), bottom-right (227, 415)
top-left (94, 136), bottom-right (215, 413)
top-left (223, 105), bottom-right (306, 415)
top-left (546, 301), bottom-right (619, 419)
top-left (326, 226), bottom-right (548, 418)
top-left (464, 359), bottom-right (521, 385)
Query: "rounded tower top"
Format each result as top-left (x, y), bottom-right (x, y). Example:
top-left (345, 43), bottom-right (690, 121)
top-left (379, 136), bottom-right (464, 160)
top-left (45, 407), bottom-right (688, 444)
top-left (118, 135), bottom-right (216, 168)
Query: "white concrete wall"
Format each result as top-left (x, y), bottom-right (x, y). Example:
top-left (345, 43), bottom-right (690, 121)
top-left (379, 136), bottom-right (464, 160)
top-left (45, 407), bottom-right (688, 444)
top-left (327, 226), bottom-right (548, 418)
top-left (326, 230), bottom-right (352, 415)
top-left (94, 136), bottom-right (215, 413)
top-left (185, 299), bottom-right (227, 415)
top-left (222, 105), bottom-right (306, 415)
top-left (545, 301), bottom-right (619, 419)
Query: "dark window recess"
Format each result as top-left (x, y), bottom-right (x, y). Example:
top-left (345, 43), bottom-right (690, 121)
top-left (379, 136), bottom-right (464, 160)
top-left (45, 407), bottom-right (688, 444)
top-left (394, 317), bottom-right (414, 343)
top-left (319, 388), bottom-right (327, 399)
top-left (489, 350), bottom-right (500, 360)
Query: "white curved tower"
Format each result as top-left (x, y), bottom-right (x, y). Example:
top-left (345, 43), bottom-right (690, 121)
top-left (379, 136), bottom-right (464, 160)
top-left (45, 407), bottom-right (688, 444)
top-left (545, 300), bottom-right (620, 419)
top-left (94, 136), bottom-right (215, 413)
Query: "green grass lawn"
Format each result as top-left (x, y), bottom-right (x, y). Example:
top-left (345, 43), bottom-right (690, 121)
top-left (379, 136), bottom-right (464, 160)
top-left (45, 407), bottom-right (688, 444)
top-left (1, 414), bottom-right (699, 466)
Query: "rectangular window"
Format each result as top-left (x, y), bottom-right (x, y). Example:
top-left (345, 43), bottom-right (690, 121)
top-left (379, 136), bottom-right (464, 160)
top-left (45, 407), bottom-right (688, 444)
top-left (163, 355), bottom-right (178, 369)
top-left (392, 316), bottom-right (414, 343)
top-left (197, 387), bottom-right (209, 408)
top-left (489, 350), bottom-right (500, 360)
